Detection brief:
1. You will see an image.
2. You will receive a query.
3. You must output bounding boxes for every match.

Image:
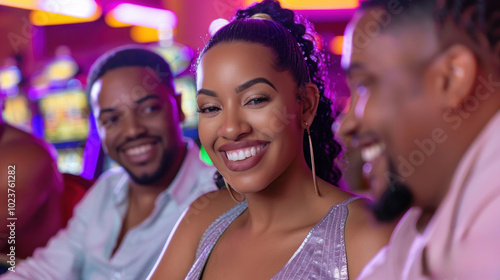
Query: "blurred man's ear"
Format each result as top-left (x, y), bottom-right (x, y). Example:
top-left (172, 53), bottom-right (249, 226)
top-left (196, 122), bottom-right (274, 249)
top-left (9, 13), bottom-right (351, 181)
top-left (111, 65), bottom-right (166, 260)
top-left (432, 44), bottom-right (478, 109)
top-left (175, 93), bottom-right (185, 123)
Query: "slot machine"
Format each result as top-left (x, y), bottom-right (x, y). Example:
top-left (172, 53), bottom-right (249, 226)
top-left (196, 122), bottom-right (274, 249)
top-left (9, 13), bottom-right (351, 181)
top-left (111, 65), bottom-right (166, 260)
top-left (30, 51), bottom-right (101, 180)
top-left (0, 65), bottom-right (32, 132)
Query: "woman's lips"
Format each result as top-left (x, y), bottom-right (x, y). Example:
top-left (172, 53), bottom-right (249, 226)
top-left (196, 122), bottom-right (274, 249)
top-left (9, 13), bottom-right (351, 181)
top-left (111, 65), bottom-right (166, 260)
top-left (219, 141), bottom-right (269, 172)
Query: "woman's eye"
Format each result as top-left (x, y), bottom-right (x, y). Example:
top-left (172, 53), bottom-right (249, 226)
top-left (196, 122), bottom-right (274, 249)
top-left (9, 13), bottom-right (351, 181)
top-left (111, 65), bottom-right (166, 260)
top-left (196, 106), bottom-right (221, 114)
top-left (246, 96), bottom-right (270, 106)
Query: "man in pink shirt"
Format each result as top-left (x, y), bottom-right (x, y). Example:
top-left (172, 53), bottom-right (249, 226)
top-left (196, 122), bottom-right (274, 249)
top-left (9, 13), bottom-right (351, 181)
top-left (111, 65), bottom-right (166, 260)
top-left (340, 0), bottom-right (500, 279)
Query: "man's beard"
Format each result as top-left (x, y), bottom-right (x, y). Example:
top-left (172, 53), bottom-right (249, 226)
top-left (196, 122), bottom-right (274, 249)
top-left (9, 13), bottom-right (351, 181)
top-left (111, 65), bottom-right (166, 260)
top-left (124, 149), bottom-right (174, 186)
top-left (371, 160), bottom-right (413, 222)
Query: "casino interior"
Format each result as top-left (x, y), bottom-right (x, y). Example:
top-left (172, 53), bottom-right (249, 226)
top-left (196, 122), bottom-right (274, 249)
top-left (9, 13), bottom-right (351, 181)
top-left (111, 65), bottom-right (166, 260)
top-left (0, 0), bottom-right (362, 185)
top-left (0, 1), bottom-right (368, 270)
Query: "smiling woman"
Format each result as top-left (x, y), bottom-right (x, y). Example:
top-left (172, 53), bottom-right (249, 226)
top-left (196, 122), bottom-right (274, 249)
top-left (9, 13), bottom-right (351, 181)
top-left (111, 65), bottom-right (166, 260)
top-left (149, 1), bottom-right (395, 279)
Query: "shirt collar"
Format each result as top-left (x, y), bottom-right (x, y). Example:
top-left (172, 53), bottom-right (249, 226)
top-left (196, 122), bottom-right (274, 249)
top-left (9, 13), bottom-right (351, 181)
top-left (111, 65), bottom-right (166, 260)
top-left (113, 172), bottom-right (130, 205)
top-left (158, 138), bottom-right (202, 205)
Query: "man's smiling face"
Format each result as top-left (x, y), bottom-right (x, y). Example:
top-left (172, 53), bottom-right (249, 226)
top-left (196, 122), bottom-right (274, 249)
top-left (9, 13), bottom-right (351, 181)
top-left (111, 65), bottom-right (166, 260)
top-left (91, 66), bottom-right (183, 185)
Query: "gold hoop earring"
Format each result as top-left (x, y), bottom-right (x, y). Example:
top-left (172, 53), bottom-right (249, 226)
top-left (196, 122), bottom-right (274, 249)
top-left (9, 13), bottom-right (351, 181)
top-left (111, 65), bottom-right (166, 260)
top-left (224, 179), bottom-right (244, 202)
top-left (305, 121), bottom-right (320, 197)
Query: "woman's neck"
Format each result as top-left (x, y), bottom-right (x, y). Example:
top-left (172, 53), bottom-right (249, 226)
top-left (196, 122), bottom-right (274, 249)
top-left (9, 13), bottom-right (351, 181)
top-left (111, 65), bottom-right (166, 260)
top-left (241, 161), bottom-right (327, 232)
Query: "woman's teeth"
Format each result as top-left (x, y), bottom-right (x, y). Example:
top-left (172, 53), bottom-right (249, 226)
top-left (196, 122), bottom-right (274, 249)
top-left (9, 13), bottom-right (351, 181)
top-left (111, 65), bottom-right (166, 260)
top-left (226, 145), bottom-right (265, 161)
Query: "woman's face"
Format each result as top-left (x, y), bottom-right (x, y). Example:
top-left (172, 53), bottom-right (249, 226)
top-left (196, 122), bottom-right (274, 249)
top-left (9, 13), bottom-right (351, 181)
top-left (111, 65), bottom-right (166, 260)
top-left (196, 42), bottom-right (304, 193)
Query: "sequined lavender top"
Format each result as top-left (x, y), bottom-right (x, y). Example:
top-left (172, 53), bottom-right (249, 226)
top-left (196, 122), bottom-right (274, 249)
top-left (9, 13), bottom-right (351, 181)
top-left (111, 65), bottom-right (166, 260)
top-left (185, 196), bottom-right (359, 280)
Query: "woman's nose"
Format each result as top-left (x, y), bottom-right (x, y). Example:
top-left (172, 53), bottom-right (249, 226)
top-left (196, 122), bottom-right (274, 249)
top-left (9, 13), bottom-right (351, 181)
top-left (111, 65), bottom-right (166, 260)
top-left (217, 105), bottom-right (251, 141)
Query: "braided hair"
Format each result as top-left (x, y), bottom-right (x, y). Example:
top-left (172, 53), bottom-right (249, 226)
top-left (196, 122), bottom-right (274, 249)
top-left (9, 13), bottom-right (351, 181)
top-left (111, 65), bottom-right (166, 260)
top-left (202, 0), bottom-right (343, 187)
top-left (360, 0), bottom-right (500, 65)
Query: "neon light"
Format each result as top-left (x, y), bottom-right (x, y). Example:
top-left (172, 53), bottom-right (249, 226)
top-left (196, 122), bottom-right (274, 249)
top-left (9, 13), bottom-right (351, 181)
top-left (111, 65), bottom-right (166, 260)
top-left (0, 0), bottom-right (101, 25)
top-left (30, 6), bottom-right (101, 26)
top-left (0, 0), bottom-right (99, 18)
top-left (108, 4), bottom-right (177, 29)
top-left (245, 0), bottom-right (359, 10)
top-left (104, 12), bottom-right (131, 28)
top-left (329, 36), bottom-right (344, 55)
top-left (39, 0), bottom-right (97, 18)
top-left (130, 26), bottom-right (159, 43)
top-left (0, 0), bottom-right (37, 10)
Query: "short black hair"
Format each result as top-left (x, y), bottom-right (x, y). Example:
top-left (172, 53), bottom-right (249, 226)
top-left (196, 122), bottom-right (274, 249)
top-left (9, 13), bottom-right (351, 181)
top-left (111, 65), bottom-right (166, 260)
top-left (360, 0), bottom-right (436, 23)
top-left (360, 0), bottom-right (500, 55)
top-left (86, 45), bottom-right (174, 98)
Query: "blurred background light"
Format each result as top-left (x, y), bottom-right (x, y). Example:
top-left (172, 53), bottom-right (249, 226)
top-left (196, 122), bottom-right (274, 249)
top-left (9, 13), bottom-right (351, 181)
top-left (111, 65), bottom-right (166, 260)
top-left (1, 0), bottom-right (101, 25)
top-left (30, 6), bottom-right (101, 25)
top-left (244, 0), bottom-right (359, 10)
top-left (130, 26), bottom-right (160, 43)
top-left (329, 35), bottom-right (344, 55)
top-left (107, 3), bottom-right (177, 29)
top-left (0, 0), bottom-right (38, 10)
top-left (208, 18), bottom-right (229, 37)
top-left (39, 0), bottom-right (97, 18)
top-left (0, 66), bottom-right (22, 91)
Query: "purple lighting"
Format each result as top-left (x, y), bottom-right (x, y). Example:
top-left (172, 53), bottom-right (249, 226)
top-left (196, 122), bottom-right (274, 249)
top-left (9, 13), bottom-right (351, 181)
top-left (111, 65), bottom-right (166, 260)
top-left (111, 3), bottom-right (177, 29)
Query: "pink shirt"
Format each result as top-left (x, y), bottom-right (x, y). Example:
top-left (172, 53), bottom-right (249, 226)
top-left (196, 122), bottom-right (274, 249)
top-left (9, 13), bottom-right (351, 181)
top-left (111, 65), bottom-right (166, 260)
top-left (358, 112), bottom-right (500, 280)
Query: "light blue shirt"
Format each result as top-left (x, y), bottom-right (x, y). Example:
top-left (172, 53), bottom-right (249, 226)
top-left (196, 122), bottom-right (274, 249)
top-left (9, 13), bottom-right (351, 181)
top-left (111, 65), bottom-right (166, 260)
top-left (3, 139), bottom-right (217, 280)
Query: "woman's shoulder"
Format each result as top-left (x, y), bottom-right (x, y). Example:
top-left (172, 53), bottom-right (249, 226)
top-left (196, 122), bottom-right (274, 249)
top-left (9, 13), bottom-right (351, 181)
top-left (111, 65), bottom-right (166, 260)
top-left (150, 189), bottom-right (241, 279)
top-left (342, 195), bottom-right (394, 229)
top-left (320, 185), bottom-right (376, 221)
top-left (181, 189), bottom-right (241, 233)
top-left (340, 193), bottom-right (397, 278)
top-left (321, 188), bottom-right (394, 251)
top-left (335, 192), bottom-right (395, 235)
